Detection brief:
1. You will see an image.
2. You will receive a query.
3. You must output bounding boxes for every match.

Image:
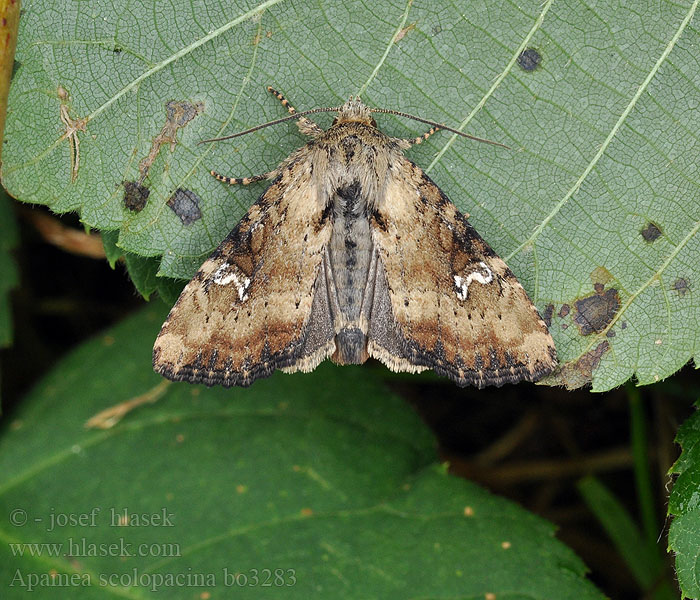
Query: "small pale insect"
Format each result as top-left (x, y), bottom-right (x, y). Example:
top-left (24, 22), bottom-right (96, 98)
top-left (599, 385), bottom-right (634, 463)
top-left (153, 88), bottom-right (557, 388)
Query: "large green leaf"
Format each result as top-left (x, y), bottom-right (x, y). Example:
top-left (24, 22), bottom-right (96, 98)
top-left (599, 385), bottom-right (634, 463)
top-left (668, 403), bottom-right (700, 599)
top-left (2, 1), bottom-right (699, 389)
top-left (0, 304), bottom-right (604, 598)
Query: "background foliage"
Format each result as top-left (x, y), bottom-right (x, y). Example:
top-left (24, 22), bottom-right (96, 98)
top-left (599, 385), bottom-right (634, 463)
top-left (0, 305), bottom-right (607, 598)
top-left (3, 0), bottom-right (699, 391)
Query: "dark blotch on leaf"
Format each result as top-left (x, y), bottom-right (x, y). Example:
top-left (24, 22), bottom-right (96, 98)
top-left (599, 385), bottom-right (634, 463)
top-left (517, 48), bottom-right (541, 71)
top-left (112, 46), bottom-right (123, 53)
top-left (167, 188), bottom-right (202, 226)
top-left (123, 180), bottom-right (150, 212)
top-left (574, 288), bottom-right (621, 335)
top-left (542, 304), bottom-right (554, 327)
top-left (577, 341), bottom-right (609, 378)
top-left (673, 277), bottom-right (690, 296)
top-left (137, 100), bottom-right (204, 182)
top-left (558, 304), bottom-right (570, 318)
top-left (641, 221), bottom-right (662, 242)
top-left (167, 99), bottom-right (204, 127)
top-left (552, 341), bottom-right (610, 390)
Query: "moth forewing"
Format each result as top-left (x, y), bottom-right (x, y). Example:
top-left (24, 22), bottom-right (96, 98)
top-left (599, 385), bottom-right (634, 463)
top-left (368, 160), bottom-right (556, 387)
top-left (153, 160), bottom-right (335, 387)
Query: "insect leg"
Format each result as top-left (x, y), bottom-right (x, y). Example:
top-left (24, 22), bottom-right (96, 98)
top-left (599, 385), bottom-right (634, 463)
top-left (266, 86), bottom-right (323, 137)
top-left (395, 126), bottom-right (441, 148)
top-left (209, 170), bottom-right (275, 185)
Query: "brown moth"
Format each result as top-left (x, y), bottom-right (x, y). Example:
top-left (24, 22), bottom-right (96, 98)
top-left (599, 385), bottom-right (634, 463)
top-left (153, 88), bottom-right (557, 388)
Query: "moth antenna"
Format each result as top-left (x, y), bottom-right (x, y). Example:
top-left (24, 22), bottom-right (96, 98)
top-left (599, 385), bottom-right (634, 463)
top-left (198, 107), bottom-right (342, 144)
top-left (370, 108), bottom-right (509, 149)
top-left (200, 104), bottom-right (509, 150)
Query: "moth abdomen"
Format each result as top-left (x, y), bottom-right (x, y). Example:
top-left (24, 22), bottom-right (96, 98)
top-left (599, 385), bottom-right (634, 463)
top-left (332, 327), bottom-right (369, 365)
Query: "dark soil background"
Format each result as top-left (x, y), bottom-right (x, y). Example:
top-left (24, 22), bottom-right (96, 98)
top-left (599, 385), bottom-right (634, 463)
top-left (2, 204), bottom-right (696, 599)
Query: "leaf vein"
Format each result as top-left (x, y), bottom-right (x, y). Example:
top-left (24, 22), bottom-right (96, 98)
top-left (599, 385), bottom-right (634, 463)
top-left (86, 0), bottom-right (286, 124)
top-left (357, 0), bottom-right (414, 97)
top-left (505, 0), bottom-right (700, 262)
top-left (584, 219), bottom-right (700, 357)
top-left (426, 0), bottom-right (555, 173)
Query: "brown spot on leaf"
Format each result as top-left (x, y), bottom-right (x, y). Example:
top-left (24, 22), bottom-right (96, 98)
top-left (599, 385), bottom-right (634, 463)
top-left (542, 304), bottom-right (554, 327)
top-left (558, 304), bottom-right (570, 318)
top-left (168, 99), bottom-right (204, 127)
top-left (574, 288), bottom-right (621, 335)
top-left (544, 341), bottom-right (610, 390)
top-left (394, 23), bottom-right (416, 43)
top-left (123, 180), bottom-right (150, 212)
top-left (167, 188), bottom-right (202, 225)
top-left (11, 59), bottom-right (21, 80)
top-left (137, 100), bottom-right (204, 182)
top-left (641, 221), bottom-right (662, 242)
top-left (673, 277), bottom-right (690, 296)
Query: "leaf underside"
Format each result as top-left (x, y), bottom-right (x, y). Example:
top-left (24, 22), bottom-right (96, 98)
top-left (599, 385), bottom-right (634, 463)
top-left (2, 0), bottom-right (699, 391)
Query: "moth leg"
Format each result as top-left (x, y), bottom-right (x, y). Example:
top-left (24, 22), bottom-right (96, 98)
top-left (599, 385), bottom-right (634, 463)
top-left (266, 86), bottom-right (300, 114)
top-left (267, 86), bottom-right (323, 137)
top-left (393, 126), bottom-right (441, 148)
top-left (210, 170), bottom-right (276, 185)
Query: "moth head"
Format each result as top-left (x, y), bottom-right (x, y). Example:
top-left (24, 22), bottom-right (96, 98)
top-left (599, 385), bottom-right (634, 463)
top-left (198, 94), bottom-right (508, 149)
top-left (332, 97), bottom-right (377, 127)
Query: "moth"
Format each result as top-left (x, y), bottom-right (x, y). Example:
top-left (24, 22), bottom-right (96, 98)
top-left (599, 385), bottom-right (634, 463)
top-left (153, 88), bottom-right (557, 388)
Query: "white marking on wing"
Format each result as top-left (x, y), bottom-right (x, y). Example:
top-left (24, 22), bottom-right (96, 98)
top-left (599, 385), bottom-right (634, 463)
top-left (213, 263), bottom-right (251, 302)
top-left (454, 262), bottom-right (493, 301)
